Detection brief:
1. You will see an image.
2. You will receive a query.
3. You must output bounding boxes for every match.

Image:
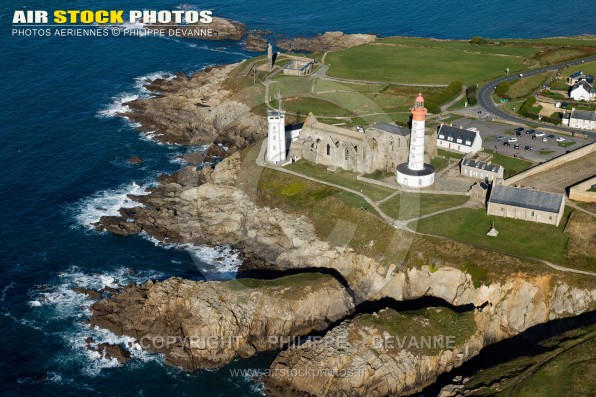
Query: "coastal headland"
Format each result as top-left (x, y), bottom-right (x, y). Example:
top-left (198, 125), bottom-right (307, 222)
top-left (88, 32), bottom-right (596, 396)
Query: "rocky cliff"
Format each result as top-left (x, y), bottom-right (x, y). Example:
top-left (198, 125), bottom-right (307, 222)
top-left (90, 273), bottom-right (354, 370)
top-left (122, 64), bottom-right (266, 146)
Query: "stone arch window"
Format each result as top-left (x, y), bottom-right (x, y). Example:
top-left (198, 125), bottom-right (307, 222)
top-left (344, 148), bottom-right (349, 160)
top-left (326, 143), bottom-right (331, 156)
top-left (354, 146), bottom-right (358, 153)
top-left (371, 138), bottom-right (378, 150)
top-left (531, 211), bottom-right (535, 217)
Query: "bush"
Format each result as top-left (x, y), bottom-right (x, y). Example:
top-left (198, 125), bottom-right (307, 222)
top-left (425, 101), bottom-right (441, 114)
top-left (466, 85), bottom-right (478, 105)
top-left (519, 96), bottom-right (536, 115)
top-left (495, 81), bottom-right (510, 95)
top-left (470, 36), bottom-right (490, 45)
top-left (427, 80), bottom-right (463, 106)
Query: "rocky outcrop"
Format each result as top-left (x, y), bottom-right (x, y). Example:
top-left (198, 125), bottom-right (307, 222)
top-left (276, 32), bottom-right (377, 53)
top-left (122, 64), bottom-right (266, 146)
top-left (90, 274), bottom-right (354, 370)
top-left (266, 307), bottom-right (482, 397)
top-left (148, 17), bottom-right (245, 41)
top-left (264, 268), bottom-right (595, 396)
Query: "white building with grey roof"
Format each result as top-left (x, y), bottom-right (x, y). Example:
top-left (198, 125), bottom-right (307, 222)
top-left (437, 125), bottom-right (482, 154)
top-left (563, 109), bottom-right (596, 130)
top-left (461, 158), bottom-right (503, 182)
top-left (487, 185), bottom-right (566, 226)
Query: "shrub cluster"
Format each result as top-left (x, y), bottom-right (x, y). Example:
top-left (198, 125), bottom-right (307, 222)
top-left (466, 85), bottom-right (478, 105)
top-left (425, 81), bottom-right (463, 113)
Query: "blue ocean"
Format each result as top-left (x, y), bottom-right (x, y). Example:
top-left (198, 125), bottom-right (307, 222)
top-left (0, 1), bottom-right (594, 395)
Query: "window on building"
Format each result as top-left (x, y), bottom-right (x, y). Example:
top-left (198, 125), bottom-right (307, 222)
top-left (371, 139), bottom-right (378, 150)
top-left (344, 148), bottom-right (349, 160)
top-left (326, 144), bottom-right (331, 156)
top-left (531, 211), bottom-right (535, 217)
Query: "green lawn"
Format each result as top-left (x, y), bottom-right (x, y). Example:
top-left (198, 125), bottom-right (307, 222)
top-left (430, 156), bottom-right (450, 172)
top-left (484, 150), bottom-right (534, 178)
top-left (438, 149), bottom-right (465, 159)
top-left (412, 207), bottom-right (571, 263)
top-left (285, 160), bottom-right (395, 202)
top-left (506, 72), bottom-right (552, 99)
top-left (325, 44), bottom-right (528, 85)
top-left (379, 193), bottom-right (469, 220)
top-left (283, 97), bottom-right (353, 117)
top-left (559, 59), bottom-right (596, 80)
top-left (539, 149), bottom-right (555, 156)
top-left (558, 141), bottom-right (577, 148)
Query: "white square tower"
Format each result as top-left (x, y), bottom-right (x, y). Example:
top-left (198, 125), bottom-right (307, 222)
top-left (266, 110), bottom-right (286, 164)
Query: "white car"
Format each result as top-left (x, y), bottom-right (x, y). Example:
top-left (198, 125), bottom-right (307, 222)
top-left (556, 137), bottom-right (565, 142)
top-left (543, 137), bottom-right (548, 142)
top-left (535, 131), bottom-right (545, 137)
top-left (508, 137), bottom-right (518, 142)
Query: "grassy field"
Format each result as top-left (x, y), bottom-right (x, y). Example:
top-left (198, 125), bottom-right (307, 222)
top-left (325, 43), bottom-right (529, 84)
top-left (438, 149), bottom-right (465, 159)
top-left (285, 160), bottom-right (395, 202)
top-left (379, 193), bottom-right (469, 220)
top-left (559, 59), bottom-right (596, 78)
top-left (558, 141), bottom-right (577, 148)
top-left (284, 96), bottom-right (354, 117)
top-left (506, 72), bottom-right (553, 99)
top-left (484, 150), bottom-right (534, 178)
top-left (412, 207), bottom-right (571, 264)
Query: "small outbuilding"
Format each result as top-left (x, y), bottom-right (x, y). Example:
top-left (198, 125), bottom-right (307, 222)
top-left (461, 158), bottom-right (503, 182)
top-left (487, 185), bottom-right (566, 226)
top-left (282, 59), bottom-right (314, 76)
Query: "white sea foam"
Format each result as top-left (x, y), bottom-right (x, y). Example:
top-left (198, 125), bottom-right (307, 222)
top-left (1, 282), bottom-right (16, 302)
top-left (29, 265), bottom-right (165, 375)
top-left (74, 181), bottom-right (149, 230)
top-left (142, 232), bottom-right (242, 280)
top-left (97, 70), bottom-right (173, 119)
top-left (97, 93), bottom-right (140, 118)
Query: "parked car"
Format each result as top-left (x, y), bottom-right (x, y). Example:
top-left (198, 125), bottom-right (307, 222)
top-left (547, 134), bottom-right (556, 139)
top-left (525, 129), bottom-right (534, 134)
top-left (497, 135), bottom-right (506, 141)
top-left (516, 131), bottom-right (522, 136)
top-left (514, 144), bottom-right (520, 149)
top-left (508, 137), bottom-right (518, 142)
top-left (503, 142), bottom-right (510, 146)
top-left (519, 73), bottom-right (524, 78)
top-left (356, 125), bottom-right (365, 133)
top-left (531, 135), bottom-right (537, 140)
top-left (535, 131), bottom-right (545, 137)
top-left (524, 145), bottom-right (532, 151)
top-left (515, 127), bottom-right (524, 133)
top-left (556, 137), bottom-right (566, 142)
top-left (543, 137), bottom-right (548, 142)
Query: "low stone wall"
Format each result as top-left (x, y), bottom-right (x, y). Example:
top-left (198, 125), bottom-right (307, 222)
top-left (504, 142), bottom-right (596, 186)
top-left (569, 176), bottom-right (596, 203)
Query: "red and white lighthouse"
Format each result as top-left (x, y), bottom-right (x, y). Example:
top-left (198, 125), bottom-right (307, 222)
top-left (396, 94), bottom-right (435, 188)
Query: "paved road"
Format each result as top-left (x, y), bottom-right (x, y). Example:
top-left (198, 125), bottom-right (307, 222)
top-left (477, 55), bottom-right (596, 139)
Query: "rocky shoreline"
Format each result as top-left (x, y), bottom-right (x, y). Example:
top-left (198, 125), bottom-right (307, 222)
top-left (89, 147), bottom-right (595, 395)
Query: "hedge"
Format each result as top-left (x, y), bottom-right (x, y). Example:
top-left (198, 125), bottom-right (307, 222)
top-left (466, 85), bottom-right (478, 105)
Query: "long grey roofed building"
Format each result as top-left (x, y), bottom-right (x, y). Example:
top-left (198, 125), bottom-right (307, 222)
top-left (437, 125), bottom-right (478, 147)
top-left (489, 185), bottom-right (564, 214)
top-left (571, 109), bottom-right (596, 121)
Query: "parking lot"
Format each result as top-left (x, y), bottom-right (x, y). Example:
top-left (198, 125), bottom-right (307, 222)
top-left (451, 118), bottom-right (593, 163)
